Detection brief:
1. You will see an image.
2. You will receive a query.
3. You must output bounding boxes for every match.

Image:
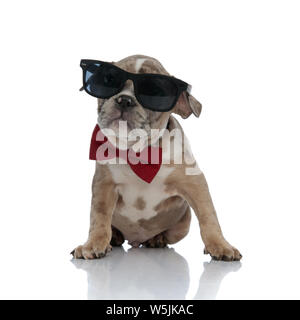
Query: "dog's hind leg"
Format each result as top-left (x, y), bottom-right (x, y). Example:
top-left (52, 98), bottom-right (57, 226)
top-left (163, 206), bottom-right (191, 244)
top-left (143, 207), bottom-right (191, 248)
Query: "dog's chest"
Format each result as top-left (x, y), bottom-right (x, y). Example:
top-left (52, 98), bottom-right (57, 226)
top-left (108, 164), bottom-right (174, 223)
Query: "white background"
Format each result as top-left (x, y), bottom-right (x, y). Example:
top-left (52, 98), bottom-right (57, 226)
top-left (0, 0), bottom-right (300, 300)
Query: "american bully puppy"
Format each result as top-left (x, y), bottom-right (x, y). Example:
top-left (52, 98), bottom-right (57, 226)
top-left (72, 55), bottom-right (242, 261)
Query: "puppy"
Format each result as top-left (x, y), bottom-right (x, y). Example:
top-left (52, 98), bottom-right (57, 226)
top-left (72, 55), bottom-right (242, 261)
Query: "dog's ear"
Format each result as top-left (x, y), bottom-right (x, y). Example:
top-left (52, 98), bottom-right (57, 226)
top-left (173, 92), bottom-right (202, 119)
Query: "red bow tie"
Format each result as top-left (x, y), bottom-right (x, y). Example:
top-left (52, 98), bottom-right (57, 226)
top-left (89, 125), bottom-right (162, 183)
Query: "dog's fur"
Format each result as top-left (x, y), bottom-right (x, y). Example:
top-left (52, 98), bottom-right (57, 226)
top-left (72, 55), bottom-right (242, 261)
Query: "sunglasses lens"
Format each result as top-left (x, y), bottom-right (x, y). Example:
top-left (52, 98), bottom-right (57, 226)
top-left (136, 77), bottom-right (178, 111)
top-left (84, 63), bottom-right (124, 98)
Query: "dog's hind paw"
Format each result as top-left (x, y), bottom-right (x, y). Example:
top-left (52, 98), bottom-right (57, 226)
top-left (143, 233), bottom-right (168, 248)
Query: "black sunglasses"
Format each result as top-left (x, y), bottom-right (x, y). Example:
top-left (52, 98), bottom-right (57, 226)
top-left (80, 59), bottom-right (192, 112)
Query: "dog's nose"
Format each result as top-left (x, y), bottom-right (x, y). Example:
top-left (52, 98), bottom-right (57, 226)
top-left (115, 95), bottom-right (136, 108)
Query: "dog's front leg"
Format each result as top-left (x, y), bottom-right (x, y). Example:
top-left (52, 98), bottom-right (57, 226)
top-left (177, 173), bottom-right (242, 261)
top-left (72, 166), bottom-right (118, 259)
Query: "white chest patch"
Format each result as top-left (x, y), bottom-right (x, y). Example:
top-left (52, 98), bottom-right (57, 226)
top-left (108, 164), bottom-right (174, 223)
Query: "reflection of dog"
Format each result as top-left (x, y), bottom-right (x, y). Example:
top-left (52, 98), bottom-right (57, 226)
top-left (194, 260), bottom-right (242, 299)
top-left (71, 248), bottom-right (241, 300)
top-left (72, 247), bottom-right (190, 300)
top-left (72, 55), bottom-right (241, 261)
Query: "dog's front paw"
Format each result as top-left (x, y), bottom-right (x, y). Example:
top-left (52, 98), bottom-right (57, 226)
top-left (204, 240), bottom-right (242, 261)
top-left (71, 239), bottom-right (112, 260)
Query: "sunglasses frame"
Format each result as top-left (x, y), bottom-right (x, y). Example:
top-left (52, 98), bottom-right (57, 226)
top-left (80, 59), bottom-right (192, 112)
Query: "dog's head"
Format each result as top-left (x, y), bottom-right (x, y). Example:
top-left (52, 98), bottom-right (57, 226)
top-left (97, 55), bottom-right (202, 147)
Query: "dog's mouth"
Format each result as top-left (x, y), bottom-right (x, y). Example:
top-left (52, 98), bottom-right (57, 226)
top-left (107, 112), bottom-right (135, 131)
top-left (99, 101), bottom-right (149, 133)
